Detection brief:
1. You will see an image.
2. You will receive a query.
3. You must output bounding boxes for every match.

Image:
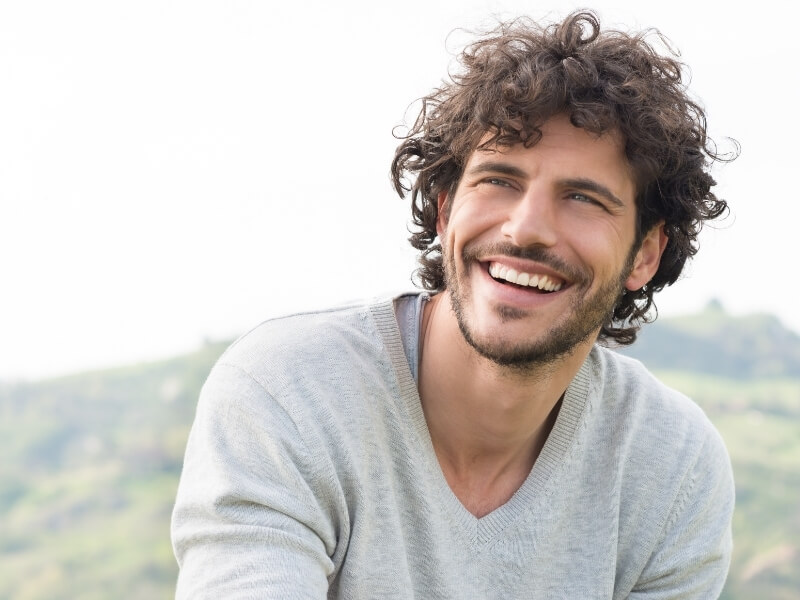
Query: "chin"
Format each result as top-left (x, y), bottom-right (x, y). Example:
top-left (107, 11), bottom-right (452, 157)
top-left (455, 312), bottom-right (593, 369)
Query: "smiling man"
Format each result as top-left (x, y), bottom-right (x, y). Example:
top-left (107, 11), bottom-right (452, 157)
top-left (172, 11), bottom-right (735, 599)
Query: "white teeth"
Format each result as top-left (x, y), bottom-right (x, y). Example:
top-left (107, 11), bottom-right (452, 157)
top-left (489, 262), bottom-right (564, 292)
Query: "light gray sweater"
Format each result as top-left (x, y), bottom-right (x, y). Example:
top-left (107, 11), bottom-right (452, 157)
top-left (171, 294), bottom-right (734, 599)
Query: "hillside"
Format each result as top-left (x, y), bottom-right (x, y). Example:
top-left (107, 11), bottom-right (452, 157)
top-left (621, 299), bottom-right (800, 379)
top-left (0, 306), bottom-right (798, 599)
top-left (0, 341), bottom-right (228, 599)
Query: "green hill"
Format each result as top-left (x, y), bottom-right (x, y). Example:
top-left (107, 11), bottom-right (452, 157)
top-left (621, 299), bottom-right (800, 379)
top-left (0, 341), bottom-right (228, 599)
top-left (0, 305), bottom-right (798, 599)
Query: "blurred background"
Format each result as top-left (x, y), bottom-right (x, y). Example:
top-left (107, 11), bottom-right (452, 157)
top-left (1, 1), bottom-right (798, 598)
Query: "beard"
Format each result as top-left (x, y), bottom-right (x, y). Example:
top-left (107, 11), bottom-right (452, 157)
top-left (443, 241), bottom-right (636, 370)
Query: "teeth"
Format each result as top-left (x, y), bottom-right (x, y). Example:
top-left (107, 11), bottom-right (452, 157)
top-left (489, 262), bottom-right (564, 292)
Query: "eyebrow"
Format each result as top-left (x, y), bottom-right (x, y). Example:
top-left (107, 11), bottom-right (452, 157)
top-left (560, 177), bottom-right (625, 208)
top-left (464, 161), bottom-right (528, 180)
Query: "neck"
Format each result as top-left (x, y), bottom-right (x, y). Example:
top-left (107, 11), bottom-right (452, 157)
top-left (418, 292), bottom-right (593, 515)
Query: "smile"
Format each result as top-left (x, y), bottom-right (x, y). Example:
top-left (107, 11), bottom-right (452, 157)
top-left (488, 261), bottom-right (565, 292)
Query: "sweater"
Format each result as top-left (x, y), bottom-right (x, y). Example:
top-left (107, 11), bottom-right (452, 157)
top-left (171, 293), bottom-right (734, 599)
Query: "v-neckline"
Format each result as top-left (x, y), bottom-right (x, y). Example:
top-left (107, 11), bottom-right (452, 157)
top-left (371, 297), bottom-right (594, 548)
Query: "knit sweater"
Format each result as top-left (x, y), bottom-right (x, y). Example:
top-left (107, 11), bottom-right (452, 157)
top-left (171, 294), bottom-right (734, 599)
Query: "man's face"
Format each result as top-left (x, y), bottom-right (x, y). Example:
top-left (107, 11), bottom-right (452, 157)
top-left (437, 114), bottom-right (665, 368)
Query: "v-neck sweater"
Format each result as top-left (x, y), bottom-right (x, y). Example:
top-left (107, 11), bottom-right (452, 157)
top-left (172, 294), bottom-right (734, 599)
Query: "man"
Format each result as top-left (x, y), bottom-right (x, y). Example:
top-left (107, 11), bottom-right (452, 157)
top-left (172, 11), bottom-right (735, 599)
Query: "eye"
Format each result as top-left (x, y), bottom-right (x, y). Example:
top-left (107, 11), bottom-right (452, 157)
top-left (568, 192), bottom-right (594, 203)
top-left (568, 192), bottom-right (607, 210)
top-left (484, 177), bottom-right (513, 187)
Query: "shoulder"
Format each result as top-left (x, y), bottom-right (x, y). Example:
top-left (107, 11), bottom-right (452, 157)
top-left (583, 347), bottom-right (734, 594)
top-left (195, 295), bottom-right (417, 430)
top-left (586, 345), bottom-right (732, 497)
top-left (217, 296), bottom-right (400, 386)
top-left (226, 297), bottom-right (385, 357)
top-left (589, 345), bottom-right (715, 439)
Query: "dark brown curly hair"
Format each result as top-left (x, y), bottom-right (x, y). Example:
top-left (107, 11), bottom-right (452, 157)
top-left (390, 10), bottom-right (735, 345)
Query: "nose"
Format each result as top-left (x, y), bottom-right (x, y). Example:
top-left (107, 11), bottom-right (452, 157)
top-left (500, 187), bottom-right (559, 248)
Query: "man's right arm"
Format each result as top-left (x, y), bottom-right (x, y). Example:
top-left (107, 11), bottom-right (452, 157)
top-left (171, 363), bottom-right (342, 599)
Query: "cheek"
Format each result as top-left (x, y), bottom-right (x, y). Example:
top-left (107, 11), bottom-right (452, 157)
top-left (446, 201), bottom-right (505, 245)
top-left (567, 221), bottom-right (633, 274)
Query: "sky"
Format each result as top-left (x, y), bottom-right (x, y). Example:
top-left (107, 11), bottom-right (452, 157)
top-left (1, 0), bottom-right (796, 380)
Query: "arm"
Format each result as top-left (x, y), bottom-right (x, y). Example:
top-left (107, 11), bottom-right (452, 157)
top-left (171, 363), bottom-right (344, 599)
top-left (628, 427), bottom-right (735, 599)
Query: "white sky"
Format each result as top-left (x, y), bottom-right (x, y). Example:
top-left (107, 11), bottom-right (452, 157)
top-left (1, 0), bottom-right (796, 380)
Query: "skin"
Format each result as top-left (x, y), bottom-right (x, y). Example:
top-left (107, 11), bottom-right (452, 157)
top-left (417, 114), bottom-right (667, 518)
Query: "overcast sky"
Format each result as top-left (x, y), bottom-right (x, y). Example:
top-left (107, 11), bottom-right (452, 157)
top-left (1, 0), bottom-right (796, 380)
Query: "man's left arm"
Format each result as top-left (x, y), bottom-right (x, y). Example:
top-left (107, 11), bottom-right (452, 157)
top-left (629, 427), bottom-right (735, 599)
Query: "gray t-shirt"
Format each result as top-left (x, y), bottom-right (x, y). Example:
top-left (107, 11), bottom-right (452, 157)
top-left (172, 294), bottom-right (733, 599)
top-left (393, 291), bottom-right (428, 382)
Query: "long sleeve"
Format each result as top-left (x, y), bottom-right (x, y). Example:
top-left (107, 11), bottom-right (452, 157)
top-left (171, 363), bottom-right (345, 599)
top-left (170, 301), bottom-right (737, 599)
top-left (628, 426), bottom-right (735, 599)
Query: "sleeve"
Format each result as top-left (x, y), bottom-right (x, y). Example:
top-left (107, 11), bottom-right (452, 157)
top-left (628, 426), bottom-right (735, 599)
top-left (171, 363), bottom-right (345, 600)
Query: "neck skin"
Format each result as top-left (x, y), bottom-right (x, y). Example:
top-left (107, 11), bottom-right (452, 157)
top-left (417, 291), bottom-right (595, 518)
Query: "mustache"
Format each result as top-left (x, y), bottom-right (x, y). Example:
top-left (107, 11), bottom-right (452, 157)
top-left (461, 242), bottom-right (589, 285)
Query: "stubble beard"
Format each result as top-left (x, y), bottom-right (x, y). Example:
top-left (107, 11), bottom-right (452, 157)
top-left (443, 242), bottom-right (636, 370)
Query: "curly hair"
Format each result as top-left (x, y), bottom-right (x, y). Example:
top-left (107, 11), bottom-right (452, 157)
top-left (390, 10), bottom-right (735, 345)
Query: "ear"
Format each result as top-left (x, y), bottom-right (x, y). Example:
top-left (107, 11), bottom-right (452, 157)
top-left (436, 190), bottom-right (450, 237)
top-left (625, 222), bottom-right (668, 291)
